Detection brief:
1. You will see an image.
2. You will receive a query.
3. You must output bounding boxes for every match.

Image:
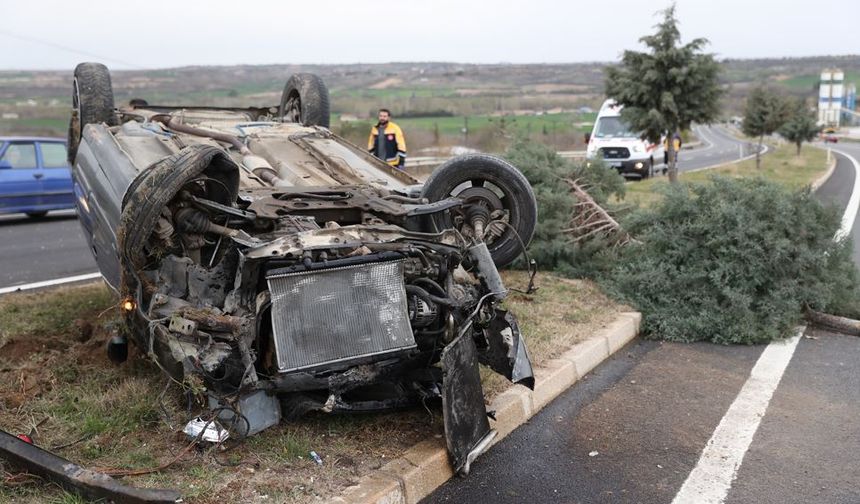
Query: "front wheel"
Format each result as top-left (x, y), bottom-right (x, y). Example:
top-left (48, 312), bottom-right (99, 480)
top-left (420, 155), bottom-right (537, 268)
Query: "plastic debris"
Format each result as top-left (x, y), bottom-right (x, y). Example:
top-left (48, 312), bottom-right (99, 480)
top-left (183, 417), bottom-right (229, 443)
top-left (588, 451), bottom-right (599, 457)
top-left (16, 434), bottom-right (33, 444)
top-left (310, 451), bottom-right (323, 465)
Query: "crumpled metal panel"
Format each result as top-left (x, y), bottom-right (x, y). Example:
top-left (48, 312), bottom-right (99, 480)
top-left (441, 329), bottom-right (495, 476)
top-left (267, 260), bottom-right (416, 373)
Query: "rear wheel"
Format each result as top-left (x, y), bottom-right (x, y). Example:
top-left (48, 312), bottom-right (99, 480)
top-left (278, 74), bottom-right (330, 128)
top-left (421, 155), bottom-right (537, 268)
top-left (67, 62), bottom-right (116, 163)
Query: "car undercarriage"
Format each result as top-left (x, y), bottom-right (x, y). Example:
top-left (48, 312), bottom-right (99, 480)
top-left (3, 64), bottom-right (541, 494)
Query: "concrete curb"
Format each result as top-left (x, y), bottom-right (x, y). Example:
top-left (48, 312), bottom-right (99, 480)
top-left (336, 311), bottom-right (642, 504)
top-left (810, 147), bottom-right (838, 192)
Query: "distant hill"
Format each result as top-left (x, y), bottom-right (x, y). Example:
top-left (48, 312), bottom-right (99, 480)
top-left (1, 55), bottom-right (858, 144)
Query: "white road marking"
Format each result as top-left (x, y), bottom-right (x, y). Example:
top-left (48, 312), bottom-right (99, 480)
top-left (673, 147), bottom-right (860, 502)
top-left (672, 329), bottom-right (803, 504)
top-left (692, 125), bottom-right (716, 152)
top-left (829, 148), bottom-right (860, 240)
top-left (0, 272), bottom-right (102, 295)
top-left (686, 143), bottom-right (769, 174)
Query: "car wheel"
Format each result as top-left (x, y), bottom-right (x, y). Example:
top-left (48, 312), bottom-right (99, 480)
top-left (25, 211), bottom-right (48, 219)
top-left (67, 62), bottom-right (116, 164)
top-left (279, 73), bottom-right (330, 128)
top-left (420, 154), bottom-right (537, 268)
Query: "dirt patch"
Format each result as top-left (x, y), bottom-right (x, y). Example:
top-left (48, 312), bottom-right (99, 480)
top-left (0, 337), bottom-right (67, 363)
top-left (369, 77), bottom-right (402, 89)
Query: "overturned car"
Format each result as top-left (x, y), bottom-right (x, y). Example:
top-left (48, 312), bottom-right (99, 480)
top-left (68, 63), bottom-right (538, 474)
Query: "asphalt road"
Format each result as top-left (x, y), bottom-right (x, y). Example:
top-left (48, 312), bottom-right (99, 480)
top-left (426, 332), bottom-right (860, 504)
top-left (424, 146), bottom-right (860, 504)
top-left (672, 124), bottom-right (760, 173)
top-left (0, 210), bottom-right (96, 288)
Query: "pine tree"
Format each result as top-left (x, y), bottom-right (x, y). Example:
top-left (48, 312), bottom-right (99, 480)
top-left (605, 4), bottom-right (722, 183)
top-left (742, 87), bottom-right (789, 168)
top-left (779, 99), bottom-right (820, 156)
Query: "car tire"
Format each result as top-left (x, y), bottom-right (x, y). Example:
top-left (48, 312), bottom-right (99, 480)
top-left (67, 62), bottom-right (116, 164)
top-left (120, 144), bottom-right (240, 274)
top-left (25, 211), bottom-right (48, 219)
top-left (279, 73), bottom-right (330, 128)
top-left (420, 154), bottom-right (537, 268)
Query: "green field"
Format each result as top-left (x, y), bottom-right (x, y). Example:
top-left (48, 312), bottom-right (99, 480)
top-left (336, 112), bottom-right (595, 135)
top-left (331, 87), bottom-right (457, 99)
top-left (621, 143), bottom-right (830, 208)
top-left (0, 117), bottom-right (67, 134)
top-left (780, 71), bottom-right (860, 92)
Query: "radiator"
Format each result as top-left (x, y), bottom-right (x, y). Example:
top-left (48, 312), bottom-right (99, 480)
top-left (266, 259), bottom-right (416, 373)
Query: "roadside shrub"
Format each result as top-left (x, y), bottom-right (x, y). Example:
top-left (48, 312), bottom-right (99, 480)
top-left (504, 138), bottom-right (626, 276)
top-left (605, 176), bottom-right (860, 344)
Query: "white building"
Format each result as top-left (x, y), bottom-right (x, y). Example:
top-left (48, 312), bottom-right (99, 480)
top-left (819, 69), bottom-right (844, 127)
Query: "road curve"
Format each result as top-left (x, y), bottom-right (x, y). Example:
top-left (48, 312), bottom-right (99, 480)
top-left (671, 124), bottom-right (762, 174)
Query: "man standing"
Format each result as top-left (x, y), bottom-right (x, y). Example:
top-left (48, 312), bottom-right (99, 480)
top-left (368, 108), bottom-right (407, 168)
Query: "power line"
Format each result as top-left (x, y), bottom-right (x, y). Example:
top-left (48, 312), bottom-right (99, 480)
top-left (0, 29), bottom-right (144, 69)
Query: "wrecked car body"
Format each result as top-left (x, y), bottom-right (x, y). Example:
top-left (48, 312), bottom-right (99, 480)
top-left (67, 62), bottom-right (538, 474)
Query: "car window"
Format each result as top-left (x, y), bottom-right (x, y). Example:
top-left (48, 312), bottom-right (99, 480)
top-left (0, 142), bottom-right (37, 169)
top-left (40, 143), bottom-right (68, 168)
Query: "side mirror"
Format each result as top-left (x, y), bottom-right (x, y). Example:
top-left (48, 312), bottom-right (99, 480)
top-left (584, 132), bottom-right (591, 143)
top-left (0, 160), bottom-right (12, 170)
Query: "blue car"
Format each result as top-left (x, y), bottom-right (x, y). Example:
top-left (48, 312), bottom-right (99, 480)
top-left (0, 136), bottom-right (74, 217)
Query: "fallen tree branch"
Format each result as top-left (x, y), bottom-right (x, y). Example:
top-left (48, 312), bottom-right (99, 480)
top-left (565, 178), bottom-right (639, 246)
top-left (804, 309), bottom-right (860, 336)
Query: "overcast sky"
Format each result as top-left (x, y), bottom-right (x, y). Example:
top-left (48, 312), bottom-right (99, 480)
top-left (1, 0), bottom-right (857, 70)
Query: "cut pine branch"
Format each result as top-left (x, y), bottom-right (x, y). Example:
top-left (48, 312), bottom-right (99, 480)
top-left (566, 178), bottom-right (639, 246)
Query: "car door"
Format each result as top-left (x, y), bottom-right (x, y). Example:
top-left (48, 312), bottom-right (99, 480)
top-left (37, 141), bottom-right (74, 209)
top-left (0, 141), bottom-right (42, 214)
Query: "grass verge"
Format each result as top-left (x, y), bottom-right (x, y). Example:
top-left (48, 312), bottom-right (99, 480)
top-left (620, 143), bottom-right (830, 209)
top-left (0, 271), bottom-right (625, 503)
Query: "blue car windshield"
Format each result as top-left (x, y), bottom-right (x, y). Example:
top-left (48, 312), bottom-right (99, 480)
top-left (594, 116), bottom-right (637, 139)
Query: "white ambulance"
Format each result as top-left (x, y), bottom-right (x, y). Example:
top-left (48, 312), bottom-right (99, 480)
top-left (585, 99), bottom-right (661, 179)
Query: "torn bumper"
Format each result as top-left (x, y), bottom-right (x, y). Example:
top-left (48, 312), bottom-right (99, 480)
top-left (0, 429), bottom-right (180, 504)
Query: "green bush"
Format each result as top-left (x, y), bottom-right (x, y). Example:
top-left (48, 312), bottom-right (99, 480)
top-left (504, 138), bottom-right (626, 276)
top-left (605, 176), bottom-right (860, 344)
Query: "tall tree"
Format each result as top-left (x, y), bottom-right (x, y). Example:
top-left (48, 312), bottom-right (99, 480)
top-left (605, 5), bottom-right (722, 184)
top-left (742, 87), bottom-right (789, 168)
top-left (779, 99), bottom-right (820, 156)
